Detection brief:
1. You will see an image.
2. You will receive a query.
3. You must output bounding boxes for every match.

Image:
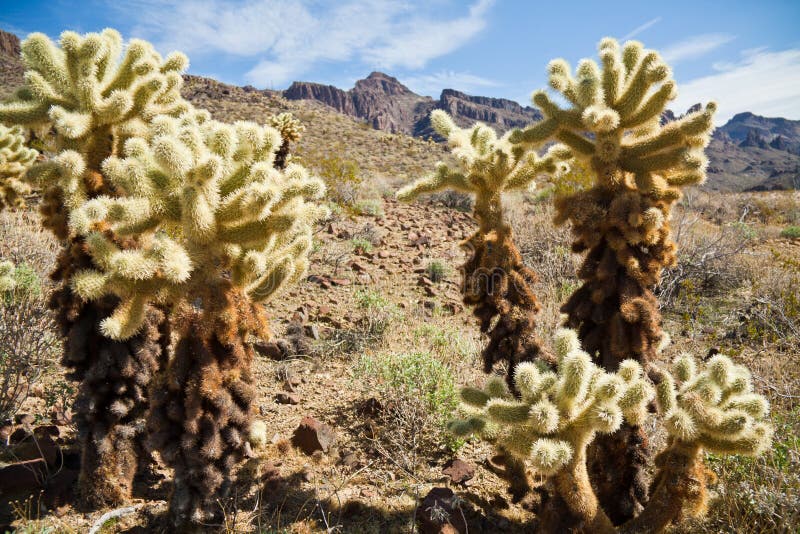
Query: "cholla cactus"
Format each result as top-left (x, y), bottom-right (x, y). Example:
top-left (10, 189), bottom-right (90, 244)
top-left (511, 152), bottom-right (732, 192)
top-left (0, 29), bottom-right (190, 508)
top-left (398, 110), bottom-right (571, 386)
top-left (450, 330), bottom-right (772, 532)
top-left (0, 261), bottom-right (16, 293)
top-left (0, 124), bottom-right (38, 209)
top-left (510, 37), bottom-right (716, 521)
top-left (269, 112), bottom-right (305, 169)
top-left (0, 28), bottom-right (189, 237)
top-left (69, 110), bottom-right (327, 525)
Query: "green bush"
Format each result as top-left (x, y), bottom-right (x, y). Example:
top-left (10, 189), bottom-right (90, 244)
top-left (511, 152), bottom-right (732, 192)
top-left (780, 226), bottom-right (800, 239)
top-left (425, 260), bottom-right (449, 283)
top-left (350, 237), bottom-right (373, 254)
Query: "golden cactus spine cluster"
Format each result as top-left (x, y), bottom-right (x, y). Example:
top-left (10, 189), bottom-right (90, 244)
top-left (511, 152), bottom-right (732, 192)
top-left (0, 123), bottom-right (38, 210)
top-left (450, 330), bottom-right (772, 532)
top-left (398, 110), bottom-right (571, 386)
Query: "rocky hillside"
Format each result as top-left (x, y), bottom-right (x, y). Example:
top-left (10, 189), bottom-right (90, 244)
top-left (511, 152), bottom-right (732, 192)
top-left (284, 71), bottom-right (542, 138)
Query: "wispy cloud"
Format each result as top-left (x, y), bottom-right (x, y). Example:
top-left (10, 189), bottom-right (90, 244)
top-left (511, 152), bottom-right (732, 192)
top-left (672, 47), bottom-right (800, 124)
top-left (661, 33), bottom-right (735, 63)
top-left (113, 0), bottom-right (494, 88)
top-left (622, 16), bottom-right (661, 40)
top-left (401, 70), bottom-right (499, 97)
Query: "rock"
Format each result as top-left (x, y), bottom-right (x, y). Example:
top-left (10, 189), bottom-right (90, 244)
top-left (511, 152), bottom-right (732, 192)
top-left (416, 487), bottom-right (467, 534)
top-left (0, 458), bottom-right (48, 494)
top-left (292, 416), bottom-right (337, 455)
top-left (356, 397), bottom-right (383, 418)
top-left (424, 286), bottom-right (438, 297)
top-left (350, 261), bottom-right (367, 272)
top-left (275, 392), bottom-right (301, 405)
top-left (254, 341), bottom-right (287, 360)
top-left (418, 276), bottom-right (434, 287)
top-left (304, 324), bottom-right (320, 340)
top-left (378, 250), bottom-right (391, 259)
top-left (329, 277), bottom-right (351, 286)
top-left (442, 459), bottom-right (475, 485)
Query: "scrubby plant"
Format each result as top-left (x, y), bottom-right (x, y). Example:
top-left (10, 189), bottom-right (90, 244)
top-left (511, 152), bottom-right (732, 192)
top-left (397, 110), bottom-right (571, 386)
top-left (450, 328), bottom-right (772, 532)
top-left (68, 110), bottom-right (327, 525)
top-left (0, 29), bottom-right (190, 507)
top-left (779, 225), bottom-right (800, 239)
top-left (0, 123), bottom-right (38, 209)
top-left (269, 112), bottom-right (305, 170)
top-left (510, 37), bottom-right (716, 521)
top-left (0, 260), bottom-right (57, 425)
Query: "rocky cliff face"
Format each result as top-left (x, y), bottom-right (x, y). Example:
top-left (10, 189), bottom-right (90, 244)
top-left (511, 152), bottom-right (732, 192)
top-left (0, 30), bottom-right (19, 57)
top-left (283, 71), bottom-right (539, 137)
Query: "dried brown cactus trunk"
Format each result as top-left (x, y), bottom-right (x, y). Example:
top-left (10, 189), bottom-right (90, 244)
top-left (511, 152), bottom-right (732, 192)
top-left (148, 282), bottom-right (268, 526)
top-left (556, 185), bottom-right (673, 523)
top-left (51, 241), bottom-right (167, 507)
top-left (461, 197), bottom-right (551, 389)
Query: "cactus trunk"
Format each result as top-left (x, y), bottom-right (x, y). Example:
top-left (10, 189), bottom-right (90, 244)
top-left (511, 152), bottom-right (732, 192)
top-left (148, 283), bottom-right (265, 526)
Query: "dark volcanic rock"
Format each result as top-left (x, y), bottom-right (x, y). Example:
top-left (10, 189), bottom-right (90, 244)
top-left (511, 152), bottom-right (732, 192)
top-left (292, 416), bottom-right (336, 454)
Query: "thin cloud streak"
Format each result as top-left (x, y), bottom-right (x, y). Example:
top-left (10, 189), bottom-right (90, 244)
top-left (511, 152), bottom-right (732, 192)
top-left (622, 16), bottom-right (662, 40)
top-left (673, 48), bottom-right (800, 124)
top-left (401, 70), bottom-right (499, 97)
top-left (662, 33), bottom-right (736, 63)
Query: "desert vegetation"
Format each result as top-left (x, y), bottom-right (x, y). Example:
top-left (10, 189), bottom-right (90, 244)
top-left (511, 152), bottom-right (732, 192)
top-left (0, 26), bottom-right (796, 534)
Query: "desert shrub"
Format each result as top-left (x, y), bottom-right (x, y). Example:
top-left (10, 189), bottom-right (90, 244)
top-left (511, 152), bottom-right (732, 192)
top-left (355, 351), bottom-right (460, 466)
top-left (412, 324), bottom-right (478, 365)
top-left (734, 251), bottom-right (800, 344)
top-left (429, 190), bottom-right (473, 212)
top-left (659, 205), bottom-right (756, 309)
top-left (424, 260), bottom-right (449, 283)
top-left (325, 290), bottom-right (401, 355)
top-left (779, 225), bottom-right (800, 239)
top-left (0, 262), bottom-right (58, 422)
top-left (316, 155), bottom-right (363, 206)
top-left (350, 237), bottom-right (373, 254)
top-left (352, 198), bottom-right (384, 217)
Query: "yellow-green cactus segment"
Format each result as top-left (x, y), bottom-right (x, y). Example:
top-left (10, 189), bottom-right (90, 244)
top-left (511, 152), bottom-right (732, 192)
top-left (68, 111), bottom-right (328, 340)
top-left (269, 112), bottom-right (305, 143)
top-left (0, 260), bottom-right (17, 293)
top-left (654, 353), bottom-right (773, 456)
top-left (449, 327), bottom-right (655, 475)
top-left (0, 28), bottom-right (190, 170)
top-left (510, 37), bottom-right (715, 196)
top-left (0, 123), bottom-right (38, 209)
top-left (397, 110), bottom-right (571, 223)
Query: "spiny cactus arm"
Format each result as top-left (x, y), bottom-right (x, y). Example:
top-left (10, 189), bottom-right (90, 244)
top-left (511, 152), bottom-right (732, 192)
top-left (0, 261), bottom-right (16, 293)
top-left (450, 328), bottom-right (653, 475)
top-left (269, 112), bottom-right (305, 144)
top-left (654, 353), bottom-right (772, 455)
top-left (70, 112), bottom-right (326, 339)
top-left (510, 38), bottom-right (715, 195)
top-left (0, 29), bottom-right (189, 171)
top-left (0, 124), bottom-right (38, 209)
top-left (398, 110), bottom-right (571, 205)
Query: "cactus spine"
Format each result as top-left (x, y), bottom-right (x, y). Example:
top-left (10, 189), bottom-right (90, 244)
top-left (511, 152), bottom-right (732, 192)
top-left (451, 330), bottom-right (772, 533)
top-left (0, 29), bottom-right (189, 507)
top-left (398, 110), bottom-right (571, 386)
top-left (0, 123), bottom-right (38, 209)
top-left (70, 110), bottom-right (327, 525)
top-left (511, 37), bottom-right (716, 521)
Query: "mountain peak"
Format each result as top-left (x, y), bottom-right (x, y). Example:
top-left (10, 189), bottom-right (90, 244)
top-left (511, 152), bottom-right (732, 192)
top-left (0, 29), bottom-right (20, 57)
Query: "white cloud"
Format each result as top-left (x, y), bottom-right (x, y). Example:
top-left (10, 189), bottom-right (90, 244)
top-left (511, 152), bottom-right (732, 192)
top-left (661, 33), bottom-right (735, 63)
top-left (114, 0), bottom-right (494, 88)
top-left (622, 17), bottom-right (661, 41)
top-left (672, 48), bottom-right (800, 124)
top-left (401, 70), bottom-right (499, 97)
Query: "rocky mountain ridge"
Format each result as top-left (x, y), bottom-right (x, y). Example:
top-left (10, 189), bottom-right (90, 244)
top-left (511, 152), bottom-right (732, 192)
top-left (284, 71), bottom-right (541, 138)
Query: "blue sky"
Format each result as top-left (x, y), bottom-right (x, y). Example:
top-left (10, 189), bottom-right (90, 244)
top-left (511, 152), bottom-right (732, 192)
top-left (1, 0), bottom-right (799, 124)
